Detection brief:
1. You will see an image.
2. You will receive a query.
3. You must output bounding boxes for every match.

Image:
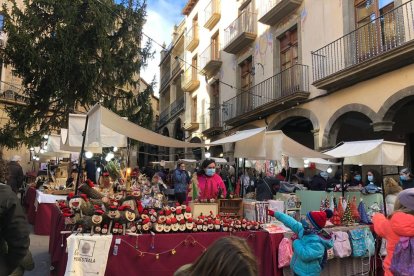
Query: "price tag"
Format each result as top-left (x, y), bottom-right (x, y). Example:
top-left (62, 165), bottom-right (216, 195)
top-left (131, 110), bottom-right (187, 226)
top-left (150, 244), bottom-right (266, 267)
top-left (115, 238), bottom-right (122, 245)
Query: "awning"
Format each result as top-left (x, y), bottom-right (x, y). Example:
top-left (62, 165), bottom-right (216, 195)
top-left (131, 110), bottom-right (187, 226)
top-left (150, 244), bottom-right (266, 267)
top-left (289, 157), bottom-right (340, 168)
top-left (41, 134), bottom-right (71, 158)
top-left (234, 130), bottom-right (332, 160)
top-left (87, 104), bottom-right (204, 148)
top-left (60, 128), bottom-right (102, 153)
top-left (210, 157), bottom-right (227, 164)
top-left (210, 127), bottom-right (266, 144)
top-left (323, 139), bottom-right (405, 166)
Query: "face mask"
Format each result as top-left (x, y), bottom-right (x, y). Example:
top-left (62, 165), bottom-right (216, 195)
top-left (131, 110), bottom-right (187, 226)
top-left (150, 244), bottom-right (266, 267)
top-left (205, 168), bottom-right (215, 176)
top-left (320, 172), bottom-right (328, 180)
top-left (400, 175), bottom-right (407, 181)
top-left (367, 175), bottom-right (374, 182)
top-left (354, 175), bottom-right (361, 182)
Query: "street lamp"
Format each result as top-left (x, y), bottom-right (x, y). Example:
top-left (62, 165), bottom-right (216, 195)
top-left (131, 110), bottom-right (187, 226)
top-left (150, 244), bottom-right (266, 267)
top-left (205, 152), bottom-right (211, 158)
top-left (85, 151), bottom-right (93, 159)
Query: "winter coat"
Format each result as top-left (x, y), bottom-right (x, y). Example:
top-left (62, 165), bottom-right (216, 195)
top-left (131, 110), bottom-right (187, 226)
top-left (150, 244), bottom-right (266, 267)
top-left (274, 212), bottom-right (333, 276)
top-left (6, 161), bottom-right (24, 193)
top-left (401, 178), bottom-right (414, 190)
top-left (309, 175), bottom-right (329, 191)
top-left (197, 173), bottom-right (227, 200)
top-left (256, 177), bottom-right (279, 201)
top-left (173, 169), bottom-right (190, 193)
top-left (0, 184), bottom-right (30, 275)
top-left (372, 212), bottom-right (414, 276)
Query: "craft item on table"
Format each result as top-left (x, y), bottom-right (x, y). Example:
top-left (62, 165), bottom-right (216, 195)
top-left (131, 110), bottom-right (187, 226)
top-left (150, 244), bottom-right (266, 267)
top-left (202, 221), bottom-right (208, 232)
top-left (330, 207), bottom-right (342, 226)
top-left (357, 200), bottom-right (371, 224)
top-left (67, 193), bottom-right (90, 218)
top-left (106, 160), bottom-right (123, 181)
top-left (107, 205), bottom-right (121, 233)
top-left (214, 218), bottom-right (221, 231)
top-left (223, 222), bottom-right (229, 232)
top-left (79, 179), bottom-right (104, 200)
top-left (154, 219), bottom-right (164, 233)
top-left (99, 171), bottom-right (113, 195)
top-left (158, 210), bottom-right (166, 223)
top-left (341, 199), bottom-right (354, 226)
top-left (184, 205), bottom-right (192, 220)
top-left (255, 202), bottom-right (269, 223)
top-left (149, 209), bottom-right (158, 223)
top-left (329, 196), bottom-right (335, 212)
top-left (142, 218), bottom-right (151, 232)
top-left (164, 219), bottom-right (171, 233)
top-left (350, 196), bottom-right (360, 222)
top-left (171, 217), bottom-right (179, 232)
top-left (320, 199), bottom-right (325, 211)
top-left (121, 205), bottom-right (137, 234)
top-left (176, 208), bottom-right (184, 221)
top-left (186, 218), bottom-right (194, 231)
top-left (262, 222), bottom-right (289, 234)
top-left (196, 219), bottom-right (203, 231)
top-left (91, 207), bottom-right (104, 235)
top-left (101, 224), bottom-right (109, 234)
top-left (179, 219), bottom-right (186, 232)
top-left (337, 197), bottom-right (344, 219)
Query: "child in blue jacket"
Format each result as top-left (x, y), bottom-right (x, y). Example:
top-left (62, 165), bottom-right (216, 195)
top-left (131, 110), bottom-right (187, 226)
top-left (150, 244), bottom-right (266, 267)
top-left (268, 209), bottom-right (334, 276)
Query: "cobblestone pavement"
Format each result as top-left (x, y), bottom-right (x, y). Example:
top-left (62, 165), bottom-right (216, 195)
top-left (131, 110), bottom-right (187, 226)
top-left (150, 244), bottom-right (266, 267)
top-left (24, 225), bottom-right (51, 276)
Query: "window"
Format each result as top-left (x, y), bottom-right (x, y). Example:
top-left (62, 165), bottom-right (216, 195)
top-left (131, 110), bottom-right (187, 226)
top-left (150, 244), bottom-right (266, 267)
top-left (354, 0), bottom-right (395, 58)
top-left (238, 56), bottom-right (253, 114)
top-left (279, 28), bottom-right (298, 70)
top-left (191, 96), bottom-right (197, 122)
top-left (211, 31), bottom-right (220, 60)
top-left (191, 55), bottom-right (198, 81)
top-left (210, 80), bottom-right (220, 107)
top-left (0, 14), bottom-right (3, 31)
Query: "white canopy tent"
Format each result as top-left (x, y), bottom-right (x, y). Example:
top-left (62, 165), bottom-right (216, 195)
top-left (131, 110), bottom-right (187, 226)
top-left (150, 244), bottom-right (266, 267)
top-left (41, 134), bottom-right (71, 158)
top-left (323, 139), bottom-right (405, 166)
top-left (289, 157), bottom-right (340, 169)
top-left (229, 130), bottom-right (332, 160)
top-left (87, 104), bottom-right (205, 148)
top-left (60, 128), bottom-right (102, 153)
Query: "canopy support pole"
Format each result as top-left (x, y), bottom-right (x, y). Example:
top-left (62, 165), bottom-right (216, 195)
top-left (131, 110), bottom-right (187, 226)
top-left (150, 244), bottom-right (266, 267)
top-left (340, 158), bottom-right (345, 197)
top-left (242, 158), bottom-right (246, 198)
top-left (381, 165), bottom-right (387, 216)
top-left (75, 115), bottom-right (89, 195)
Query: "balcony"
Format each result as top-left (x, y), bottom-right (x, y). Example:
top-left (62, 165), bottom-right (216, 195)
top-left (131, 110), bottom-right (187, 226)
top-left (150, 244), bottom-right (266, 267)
top-left (170, 95), bottom-right (185, 118)
top-left (159, 70), bottom-right (171, 92)
top-left (202, 106), bottom-right (222, 136)
top-left (171, 58), bottom-right (184, 79)
top-left (258, 0), bottom-right (302, 26)
top-left (312, 0), bottom-right (414, 92)
top-left (185, 25), bottom-right (199, 52)
top-left (0, 84), bottom-right (29, 105)
top-left (182, 67), bottom-right (200, 92)
top-left (200, 43), bottom-right (222, 78)
top-left (159, 107), bottom-right (170, 127)
top-left (183, 121), bottom-right (199, 131)
top-left (158, 96), bottom-right (185, 128)
top-left (222, 64), bottom-right (309, 126)
top-left (223, 12), bottom-right (257, 54)
top-left (204, 0), bottom-right (221, 30)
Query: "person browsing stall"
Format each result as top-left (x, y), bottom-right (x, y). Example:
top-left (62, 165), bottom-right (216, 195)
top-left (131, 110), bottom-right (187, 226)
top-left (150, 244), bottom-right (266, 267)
top-left (372, 188), bottom-right (414, 276)
top-left (197, 159), bottom-right (227, 200)
top-left (7, 155), bottom-right (24, 193)
top-left (173, 162), bottom-right (190, 204)
top-left (399, 168), bottom-right (414, 190)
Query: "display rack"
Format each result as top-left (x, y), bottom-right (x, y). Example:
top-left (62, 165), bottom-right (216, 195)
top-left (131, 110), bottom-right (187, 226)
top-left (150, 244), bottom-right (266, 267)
top-left (219, 199), bottom-right (243, 217)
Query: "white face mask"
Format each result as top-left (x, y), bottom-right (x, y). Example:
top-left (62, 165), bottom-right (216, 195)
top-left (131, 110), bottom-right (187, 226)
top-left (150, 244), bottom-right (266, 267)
top-left (205, 168), bottom-right (215, 176)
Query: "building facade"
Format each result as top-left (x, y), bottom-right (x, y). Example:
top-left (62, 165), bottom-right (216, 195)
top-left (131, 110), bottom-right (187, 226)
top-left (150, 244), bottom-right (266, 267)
top-left (159, 0), bottom-right (414, 168)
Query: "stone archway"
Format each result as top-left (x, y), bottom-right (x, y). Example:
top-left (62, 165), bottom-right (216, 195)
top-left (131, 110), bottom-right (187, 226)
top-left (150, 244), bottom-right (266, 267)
top-left (268, 108), bottom-right (319, 131)
top-left (190, 137), bottom-right (202, 161)
top-left (377, 85), bottom-right (414, 123)
top-left (322, 104), bottom-right (379, 148)
top-left (272, 116), bottom-right (316, 149)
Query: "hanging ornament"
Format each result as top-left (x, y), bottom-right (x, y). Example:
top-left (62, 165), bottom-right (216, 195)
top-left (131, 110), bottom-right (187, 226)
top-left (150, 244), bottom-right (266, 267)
top-left (171, 249), bottom-right (176, 255)
top-left (156, 254), bottom-right (159, 260)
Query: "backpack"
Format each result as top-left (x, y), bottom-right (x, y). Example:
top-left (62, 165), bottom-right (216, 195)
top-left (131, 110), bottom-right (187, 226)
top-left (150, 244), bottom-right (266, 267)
top-left (278, 237), bottom-right (293, 268)
top-left (332, 231), bottom-right (352, 258)
top-left (363, 228), bottom-right (375, 257)
top-left (390, 237), bottom-right (414, 276)
top-left (348, 228), bottom-right (367, 257)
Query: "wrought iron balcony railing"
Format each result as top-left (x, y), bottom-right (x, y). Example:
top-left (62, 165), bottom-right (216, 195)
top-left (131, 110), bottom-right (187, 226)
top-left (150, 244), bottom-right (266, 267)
top-left (223, 11), bottom-right (257, 54)
top-left (200, 42), bottom-right (222, 76)
top-left (312, 0), bottom-right (414, 83)
top-left (204, 0), bottom-right (221, 30)
top-left (160, 70), bottom-right (171, 91)
top-left (222, 64), bottom-right (309, 122)
top-left (203, 105), bottom-right (222, 131)
top-left (185, 24), bottom-right (199, 52)
top-left (170, 95), bottom-right (185, 118)
top-left (159, 107), bottom-right (170, 127)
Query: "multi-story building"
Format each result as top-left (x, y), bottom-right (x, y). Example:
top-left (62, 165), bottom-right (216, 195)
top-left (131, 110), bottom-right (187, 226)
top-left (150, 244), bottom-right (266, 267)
top-left (160, 0), bottom-right (414, 168)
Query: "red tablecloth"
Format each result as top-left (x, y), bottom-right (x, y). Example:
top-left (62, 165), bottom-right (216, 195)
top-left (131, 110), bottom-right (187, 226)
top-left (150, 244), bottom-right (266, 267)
top-left (25, 186), bottom-right (60, 235)
top-left (49, 207), bottom-right (283, 276)
top-left (25, 187), bottom-right (37, 225)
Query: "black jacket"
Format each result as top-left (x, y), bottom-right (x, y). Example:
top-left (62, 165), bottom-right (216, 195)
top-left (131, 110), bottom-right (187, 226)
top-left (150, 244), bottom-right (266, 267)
top-left (256, 177), bottom-right (280, 201)
top-left (309, 175), bottom-right (329, 191)
top-left (0, 184), bottom-right (30, 275)
top-left (7, 161), bottom-right (24, 192)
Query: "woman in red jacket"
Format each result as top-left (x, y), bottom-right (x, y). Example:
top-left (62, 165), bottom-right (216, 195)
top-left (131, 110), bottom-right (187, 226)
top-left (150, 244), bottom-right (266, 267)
top-left (197, 159), bottom-right (227, 201)
top-left (372, 188), bottom-right (414, 276)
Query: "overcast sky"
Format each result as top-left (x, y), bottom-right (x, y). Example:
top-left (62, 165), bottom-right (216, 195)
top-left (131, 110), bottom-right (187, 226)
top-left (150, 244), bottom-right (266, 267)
top-left (141, 0), bottom-right (187, 96)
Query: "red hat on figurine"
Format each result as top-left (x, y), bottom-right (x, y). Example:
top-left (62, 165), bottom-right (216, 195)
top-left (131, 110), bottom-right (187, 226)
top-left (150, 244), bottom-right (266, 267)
top-left (187, 217), bottom-right (193, 223)
top-left (185, 206), bottom-right (191, 213)
top-left (171, 217), bottom-right (178, 224)
top-left (179, 219), bottom-right (185, 225)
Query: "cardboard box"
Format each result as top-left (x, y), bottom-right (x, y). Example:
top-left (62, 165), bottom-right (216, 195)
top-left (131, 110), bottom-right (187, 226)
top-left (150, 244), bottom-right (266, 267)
top-left (189, 202), bottom-right (218, 217)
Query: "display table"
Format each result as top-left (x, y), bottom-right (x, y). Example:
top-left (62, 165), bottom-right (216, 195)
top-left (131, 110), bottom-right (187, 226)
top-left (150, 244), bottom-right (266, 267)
top-left (49, 207), bottom-right (284, 276)
top-left (281, 191), bottom-right (384, 215)
top-left (25, 187), bottom-right (67, 235)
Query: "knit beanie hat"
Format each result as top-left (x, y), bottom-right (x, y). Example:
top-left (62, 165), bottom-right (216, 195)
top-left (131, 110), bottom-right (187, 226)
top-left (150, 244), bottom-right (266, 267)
top-left (397, 188), bottom-right (414, 211)
top-left (307, 209), bottom-right (333, 230)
